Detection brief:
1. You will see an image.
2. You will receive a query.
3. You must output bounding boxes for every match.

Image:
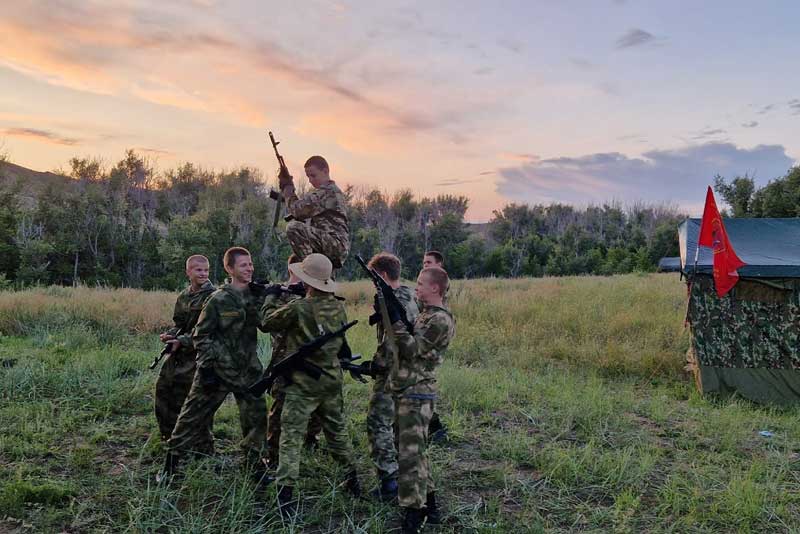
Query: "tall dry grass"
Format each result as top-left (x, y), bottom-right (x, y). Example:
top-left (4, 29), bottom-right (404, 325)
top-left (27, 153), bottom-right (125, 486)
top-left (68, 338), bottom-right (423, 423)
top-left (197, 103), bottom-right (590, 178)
top-left (0, 286), bottom-right (173, 339)
top-left (0, 274), bottom-right (689, 378)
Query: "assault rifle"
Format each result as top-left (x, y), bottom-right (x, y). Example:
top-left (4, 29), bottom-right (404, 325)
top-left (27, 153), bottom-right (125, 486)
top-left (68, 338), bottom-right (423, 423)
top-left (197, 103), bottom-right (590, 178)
top-left (338, 338), bottom-right (373, 383)
top-left (248, 320), bottom-right (358, 397)
top-left (339, 353), bottom-right (377, 383)
top-left (268, 131), bottom-right (294, 227)
top-left (150, 328), bottom-right (183, 370)
top-left (248, 279), bottom-right (306, 299)
top-left (355, 255), bottom-right (414, 333)
top-left (250, 280), bottom-right (344, 303)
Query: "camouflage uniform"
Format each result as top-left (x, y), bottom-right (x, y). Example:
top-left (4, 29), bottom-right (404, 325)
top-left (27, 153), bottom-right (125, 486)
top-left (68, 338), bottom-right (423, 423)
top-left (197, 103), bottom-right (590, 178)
top-left (167, 284), bottom-right (268, 461)
top-left (283, 181), bottom-right (350, 268)
top-left (261, 292), bottom-right (355, 487)
top-left (390, 305), bottom-right (455, 510)
top-left (266, 290), bottom-right (324, 467)
top-left (366, 285), bottom-right (419, 481)
top-left (155, 281), bottom-right (216, 444)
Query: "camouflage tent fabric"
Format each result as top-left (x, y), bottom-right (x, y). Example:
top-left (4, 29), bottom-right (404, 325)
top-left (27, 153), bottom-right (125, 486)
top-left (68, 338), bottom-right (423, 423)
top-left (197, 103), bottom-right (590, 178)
top-left (686, 275), bottom-right (800, 405)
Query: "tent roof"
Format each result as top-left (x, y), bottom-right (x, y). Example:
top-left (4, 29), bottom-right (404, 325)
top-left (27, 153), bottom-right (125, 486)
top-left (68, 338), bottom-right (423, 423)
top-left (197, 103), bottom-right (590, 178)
top-left (658, 257), bottom-right (682, 272)
top-left (679, 218), bottom-right (800, 278)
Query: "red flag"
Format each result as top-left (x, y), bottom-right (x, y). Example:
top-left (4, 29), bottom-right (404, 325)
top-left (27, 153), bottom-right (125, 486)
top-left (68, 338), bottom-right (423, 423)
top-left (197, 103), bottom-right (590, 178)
top-left (698, 186), bottom-right (746, 297)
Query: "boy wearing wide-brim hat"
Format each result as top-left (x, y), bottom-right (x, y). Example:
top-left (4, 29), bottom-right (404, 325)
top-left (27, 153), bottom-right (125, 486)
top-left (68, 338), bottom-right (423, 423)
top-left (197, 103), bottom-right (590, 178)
top-left (260, 253), bottom-right (360, 513)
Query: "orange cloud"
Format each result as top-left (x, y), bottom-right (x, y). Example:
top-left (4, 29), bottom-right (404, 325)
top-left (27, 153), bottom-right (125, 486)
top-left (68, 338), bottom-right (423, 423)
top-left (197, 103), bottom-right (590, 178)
top-left (0, 20), bottom-right (121, 94)
top-left (0, 2), bottom-right (490, 161)
top-left (3, 128), bottom-right (80, 146)
top-left (133, 147), bottom-right (174, 157)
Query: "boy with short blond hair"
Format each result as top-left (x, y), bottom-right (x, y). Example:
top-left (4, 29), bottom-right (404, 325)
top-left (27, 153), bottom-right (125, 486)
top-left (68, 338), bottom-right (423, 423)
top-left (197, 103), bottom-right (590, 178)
top-left (154, 255), bottom-right (215, 445)
top-left (393, 267), bottom-right (455, 533)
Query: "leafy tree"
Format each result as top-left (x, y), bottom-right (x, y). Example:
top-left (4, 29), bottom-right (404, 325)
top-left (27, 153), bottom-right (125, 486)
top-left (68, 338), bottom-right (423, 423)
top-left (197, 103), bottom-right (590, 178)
top-left (714, 174), bottom-right (755, 217)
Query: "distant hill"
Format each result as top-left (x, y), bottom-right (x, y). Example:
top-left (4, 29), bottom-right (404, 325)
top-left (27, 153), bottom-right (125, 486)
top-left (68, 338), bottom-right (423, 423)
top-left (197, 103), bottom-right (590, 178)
top-left (0, 161), bottom-right (70, 202)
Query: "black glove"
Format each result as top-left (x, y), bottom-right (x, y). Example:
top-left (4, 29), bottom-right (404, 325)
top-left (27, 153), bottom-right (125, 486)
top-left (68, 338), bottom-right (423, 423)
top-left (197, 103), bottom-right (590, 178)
top-left (198, 364), bottom-right (219, 388)
top-left (286, 282), bottom-right (305, 296)
top-left (357, 360), bottom-right (374, 376)
top-left (249, 281), bottom-right (283, 298)
top-left (369, 293), bottom-right (403, 325)
top-left (386, 298), bottom-right (403, 325)
top-left (340, 359), bottom-right (373, 382)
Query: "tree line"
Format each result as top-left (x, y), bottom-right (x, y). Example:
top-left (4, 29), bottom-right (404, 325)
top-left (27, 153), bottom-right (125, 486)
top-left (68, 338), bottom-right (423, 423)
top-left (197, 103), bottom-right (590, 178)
top-left (0, 150), bottom-right (712, 290)
top-left (713, 166), bottom-right (800, 218)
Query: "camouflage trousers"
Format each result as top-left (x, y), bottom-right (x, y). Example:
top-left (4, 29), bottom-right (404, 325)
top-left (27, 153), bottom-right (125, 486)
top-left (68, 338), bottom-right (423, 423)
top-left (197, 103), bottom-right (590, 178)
top-left (285, 220), bottom-right (348, 269)
top-left (397, 396), bottom-right (434, 509)
top-left (275, 384), bottom-right (354, 487)
top-left (168, 372), bottom-right (268, 460)
top-left (267, 382), bottom-right (324, 467)
top-left (366, 375), bottom-right (398, 480)
top-left (154, 351), bottom-right (212, 449)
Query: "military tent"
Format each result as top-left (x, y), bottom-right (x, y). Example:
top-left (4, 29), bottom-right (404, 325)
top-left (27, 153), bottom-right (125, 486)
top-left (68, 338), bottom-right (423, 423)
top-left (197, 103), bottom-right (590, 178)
top-left (657, 257), bottom-right (682, 273)
top-left (679, 218), bottom-right (800, 405)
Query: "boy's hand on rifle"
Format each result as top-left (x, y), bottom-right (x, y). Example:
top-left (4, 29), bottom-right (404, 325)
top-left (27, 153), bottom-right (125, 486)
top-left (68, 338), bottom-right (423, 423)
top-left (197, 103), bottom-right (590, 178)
top-left (159, 333), bottom-right (175, 343)
top-left (370, 293), bottom-right (403, 325)
top-left (278, 167), bottom-right (293, 188)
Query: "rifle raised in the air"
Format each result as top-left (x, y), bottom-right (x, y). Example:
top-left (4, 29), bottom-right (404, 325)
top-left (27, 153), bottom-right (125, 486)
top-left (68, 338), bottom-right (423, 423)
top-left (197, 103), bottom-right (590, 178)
top-left (268, 131), bottom-right (294, 227)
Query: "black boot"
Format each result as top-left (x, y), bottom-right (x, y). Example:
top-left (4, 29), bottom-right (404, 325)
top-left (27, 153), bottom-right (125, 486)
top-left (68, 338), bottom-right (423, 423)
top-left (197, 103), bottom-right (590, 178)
top-left (344, 470), bottom-right (361, 497)
top-left (401, 507), bottom-right (426, 534)
top-left (428, 413), bottom-right (448, 444)
top-left (251, 461), bottom-right (274, 491)
top-left (370, 477), bottom-right (398, 502)
top-left (424, 492), bottom-right (441, 524)
top-left (277, 485), bottom-right (296, 517)
top-left (303, 437), bottom-right (319, 452)
top-left (156, 452), bottom-right (180, 483)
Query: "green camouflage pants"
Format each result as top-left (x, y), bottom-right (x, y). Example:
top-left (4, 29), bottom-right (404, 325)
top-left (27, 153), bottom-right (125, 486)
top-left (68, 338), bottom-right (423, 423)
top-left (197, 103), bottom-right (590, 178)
top-left (154, 352), bottom-right (213, 446)
top-left (267, 382), bottom-right (324, 467)
top-left (397, 396), bottom-right (434, 509)
top-left (168, 372), bottom-right (268, 459)
top-left (366, 375), bottom-right (398, 479)
top-left (285, 220), bottom-right (348, 269)
top-left (275, 385), bottom-right (354, 487)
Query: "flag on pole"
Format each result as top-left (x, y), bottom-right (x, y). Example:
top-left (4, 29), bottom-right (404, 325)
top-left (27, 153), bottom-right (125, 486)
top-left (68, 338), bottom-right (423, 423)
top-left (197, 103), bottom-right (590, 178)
top-left (698, 186), bottom-right (746, 297)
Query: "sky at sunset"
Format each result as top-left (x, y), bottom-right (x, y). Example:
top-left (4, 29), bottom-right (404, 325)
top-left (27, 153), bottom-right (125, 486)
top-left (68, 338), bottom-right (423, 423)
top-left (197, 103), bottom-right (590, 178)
top-left (1, 0), bottom-right (798, 221)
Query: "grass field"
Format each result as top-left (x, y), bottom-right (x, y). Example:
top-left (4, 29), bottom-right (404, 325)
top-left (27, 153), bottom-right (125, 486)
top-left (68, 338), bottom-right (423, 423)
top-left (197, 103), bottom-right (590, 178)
top-left (2, 275), bottom-right (800, 533)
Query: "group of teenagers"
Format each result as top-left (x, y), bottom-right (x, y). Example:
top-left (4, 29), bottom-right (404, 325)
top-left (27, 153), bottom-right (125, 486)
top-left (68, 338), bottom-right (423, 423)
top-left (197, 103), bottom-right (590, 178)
top-left (153, 154), bottom-right (456, 533)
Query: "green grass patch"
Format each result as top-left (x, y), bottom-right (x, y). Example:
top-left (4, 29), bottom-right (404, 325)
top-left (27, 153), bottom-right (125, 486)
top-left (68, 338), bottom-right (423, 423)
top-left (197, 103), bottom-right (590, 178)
top-left (1, 275), bottom-right (799, 531)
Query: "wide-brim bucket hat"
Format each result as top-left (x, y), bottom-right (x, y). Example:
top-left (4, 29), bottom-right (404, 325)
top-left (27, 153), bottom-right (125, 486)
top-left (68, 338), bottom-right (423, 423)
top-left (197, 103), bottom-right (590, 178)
top-left (288, 253), bottom-right (338, 293)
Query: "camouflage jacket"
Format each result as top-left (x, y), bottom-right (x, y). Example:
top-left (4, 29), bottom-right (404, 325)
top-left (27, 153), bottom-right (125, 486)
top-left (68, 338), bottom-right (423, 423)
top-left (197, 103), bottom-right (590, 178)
top-left (193, 283), bottom-right (266, 391)
top-left (165, 281), bottom-right (216, 354)
top-left (268, 290), bottom-right (302, 367)
top-left (283, 180), bottom-right (349, 251)
top-left (261, 292), bottom-right (348, 395)
top-left (373, 285), bottom-right (420, 373)
top-left (389, 304), bottom-right (455, 398)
